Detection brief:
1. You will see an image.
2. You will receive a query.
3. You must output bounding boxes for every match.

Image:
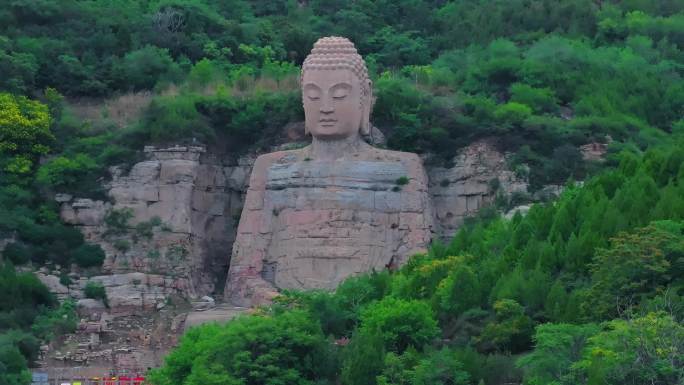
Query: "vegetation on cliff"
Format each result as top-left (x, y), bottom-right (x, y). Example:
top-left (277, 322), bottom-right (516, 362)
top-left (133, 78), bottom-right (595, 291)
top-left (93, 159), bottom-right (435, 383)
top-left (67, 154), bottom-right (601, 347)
top-left (151, 139), bottom-right (684, 385)
top-left (1, 0), bottom-right (684, 382)
top-left (1, 0), bottom-right (683, 188)
top-left (0, 264), bottom-right (77, 385)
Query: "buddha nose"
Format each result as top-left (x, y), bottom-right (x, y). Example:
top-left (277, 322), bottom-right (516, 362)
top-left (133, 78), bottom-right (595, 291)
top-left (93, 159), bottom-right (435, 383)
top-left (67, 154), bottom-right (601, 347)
top-left (320, 97), bottom-right (334, 114)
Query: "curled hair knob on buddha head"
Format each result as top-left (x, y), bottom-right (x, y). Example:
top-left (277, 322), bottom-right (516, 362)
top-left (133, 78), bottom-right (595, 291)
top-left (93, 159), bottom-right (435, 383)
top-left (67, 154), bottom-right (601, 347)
top-left (301, 36), bottom-right (373, 136)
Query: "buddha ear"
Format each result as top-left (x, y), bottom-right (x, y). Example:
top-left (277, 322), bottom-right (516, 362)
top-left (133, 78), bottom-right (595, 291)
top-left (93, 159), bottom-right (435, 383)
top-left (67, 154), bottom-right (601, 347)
top-left (360, 79), bottom-right (373, 136)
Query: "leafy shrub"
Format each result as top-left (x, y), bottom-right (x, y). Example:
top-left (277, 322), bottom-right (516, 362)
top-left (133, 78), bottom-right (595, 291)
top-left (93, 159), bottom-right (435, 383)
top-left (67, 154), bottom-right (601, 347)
top-left (58, 273), bottom-right (71, 287)
top-left (583, 221), bottom-right (684, 319)
top-left (0, 330), bottom-right (40, 364)
top-left (0, 93), bottom-right (53, 173)
top-left (71, 243), bottom-right (105, 268)
top-left (197, 91), bottom-right (302, 152)
top-left (148, 310), bottom-right (335, 385)
top-left (435, 262), bottom-right (481, 318)
top-left (546, 144), bottom-right (584, 183)
top-left (187, 58), bottom-right (219, 88)
top-left (134, 95), bottom-right (213, 144)
top-left (2, 242), bottom-right (30, 265)
top-left (0, 342), bottom-right (30, 385)
top-left (509, 83), bottom-right (558, 113)
top-left (570, 313), bottom-right (684, 385)
top-left (359, 297), bottom-right (439, 354)
top-left (30, 300), bottom-right (77, 340)
top-left (36, 154), bottom-right (100, 191)
top-left (113, 239), bottom-right (130, 253)
top-left (477, 299), bottom-right (534, 353)
top-left (113, 45), bottom-right (181, 90)
top-left (378, 348), bottom-right (471, 385)
top-left (0, 264), bottom-right (53, 312)
top-left (341, 331), bottom-right (386, 385)
top-left (165, 245), bottom-right (187, 261)
top-left (494, 102), bottom-right (533, 126)
top-left (134, 216), bottom-right (162, 240)
top-left (84, 281), bottom-right (107, 306)
top-left (517, 323), bottom-right (599, 385)
top-left (147, 249), bottom-right (161, 260)
top-left (103, 208), bottom-right (133, 236)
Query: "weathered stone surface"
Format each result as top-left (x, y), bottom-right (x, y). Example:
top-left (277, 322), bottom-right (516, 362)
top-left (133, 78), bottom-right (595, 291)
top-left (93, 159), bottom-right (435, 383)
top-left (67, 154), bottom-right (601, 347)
top-left (57, 140), bottom-right (527, 308)
top-left (427, 140), bottom-right (527, 237)
top-left (183, 305), bottom-right (247, 330)
top-left (225, 37), bottom-right (434, 307)
top-left (78, 273), bottom-right (186, 315)
top-left (36, 273), bottom-right (69, 297)
top-left (76, 299), bottom-right (106, 316)
top-left (227, 149), bottom-right (435, 306)
top-left (58, 146), bottom-right (247, 298)
top-left (55, 193), bottom-right (72, 203)
top-left (580, 141), bottom-right (608, 162)
top-left (61, 199), bottom-right (110, 226)
top-left (504, 204), bottom-right (532, 219)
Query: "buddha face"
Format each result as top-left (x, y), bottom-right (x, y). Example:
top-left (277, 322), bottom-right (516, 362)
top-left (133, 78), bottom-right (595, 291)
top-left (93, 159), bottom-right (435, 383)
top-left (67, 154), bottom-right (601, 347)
top-left (303, 68), bottom-right (365, 140)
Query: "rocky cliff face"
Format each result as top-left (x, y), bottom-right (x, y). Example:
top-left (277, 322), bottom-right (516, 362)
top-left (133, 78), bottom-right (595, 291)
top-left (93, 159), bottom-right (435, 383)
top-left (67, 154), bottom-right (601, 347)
top-left (58, 146), bottom-right (250, 304)
top-left (428, 141), bottom-right (528, 237)
top-left (42, 137), bottom-right (526, 373)
top-left (57, 140), bottom-right (526, 304)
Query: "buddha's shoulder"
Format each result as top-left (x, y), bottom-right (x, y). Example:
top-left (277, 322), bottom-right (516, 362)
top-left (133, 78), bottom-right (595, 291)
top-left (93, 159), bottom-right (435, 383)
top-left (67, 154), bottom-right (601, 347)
top-left (252, 146), bottom-right (424, 167)
top-left (362, 146), bottom-right (424, 164)
top-left (253, 148), bottom-right (308, 166)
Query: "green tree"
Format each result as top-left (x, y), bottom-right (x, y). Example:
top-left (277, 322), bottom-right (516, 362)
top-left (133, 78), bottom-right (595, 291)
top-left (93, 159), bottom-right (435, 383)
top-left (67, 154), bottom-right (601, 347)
top-left (36, 154), bottom-right (99, 191)
top-left (478, 299), bottom-right (534, 353)
top-left (342, 331), bottom-right (386, 385)
top-left (517, 323), bottom-right (599, 385)
top-left (509, 83), bottom-right (558, 113)
top-left (572, 313), bottom-right (684, 385)
top-left (494, 102), bottom-right (533, 127)
top-left (435, 262), bottom-right (481, 318)
top-left (113, 45), bottom-right (180, 90)
top-left (359, 297), bottom-right (439, 354)
top-left (411, 349), bottom-right (470, 385)
top-left (71, 244), bottom-right (105, 268)
top-left (0, 343), bottom-right (30, 385)
top-left (584, 220), bottom-right (684, 319)
top-left (377, 348), bottom-right (470, 385)
top-left (149, 310), bottom-right (334, 385)
top-left (0, 93), bottom-right (53, 173)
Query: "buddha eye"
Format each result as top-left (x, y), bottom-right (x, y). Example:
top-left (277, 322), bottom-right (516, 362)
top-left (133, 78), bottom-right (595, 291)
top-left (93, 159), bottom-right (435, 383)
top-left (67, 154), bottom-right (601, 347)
top-left (305, 88), bottom-right (321, 101)
top-left (332, 88), bottom-right (349, 100)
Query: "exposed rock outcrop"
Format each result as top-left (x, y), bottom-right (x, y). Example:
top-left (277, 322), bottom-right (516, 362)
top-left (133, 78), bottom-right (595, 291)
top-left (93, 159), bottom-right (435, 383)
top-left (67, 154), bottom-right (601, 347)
top-left (580, 141), bottom-right (608, 162)
top-left (37, 271), bottom-right (188, 316)
top-left (427, 141), bottom-right (527, 237)
top-left (59, 146), bottom-right (250, 298)
top-left (57, 140), bottom-right (527, 303)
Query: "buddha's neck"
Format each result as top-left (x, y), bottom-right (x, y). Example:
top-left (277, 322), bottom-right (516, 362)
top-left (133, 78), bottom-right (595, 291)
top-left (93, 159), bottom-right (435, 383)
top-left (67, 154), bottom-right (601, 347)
top-left (309, 135), bottom-right (367, 161)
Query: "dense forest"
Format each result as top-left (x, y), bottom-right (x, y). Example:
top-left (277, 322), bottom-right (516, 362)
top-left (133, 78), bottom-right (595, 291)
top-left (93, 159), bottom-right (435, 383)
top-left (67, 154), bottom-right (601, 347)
top-left (1, 0), bottom-right (684, 384)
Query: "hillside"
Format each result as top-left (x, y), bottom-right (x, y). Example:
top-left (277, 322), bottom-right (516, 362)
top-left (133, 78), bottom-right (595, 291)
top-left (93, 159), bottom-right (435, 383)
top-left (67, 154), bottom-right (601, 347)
top-left (1, 1), bottom-right (684, 384)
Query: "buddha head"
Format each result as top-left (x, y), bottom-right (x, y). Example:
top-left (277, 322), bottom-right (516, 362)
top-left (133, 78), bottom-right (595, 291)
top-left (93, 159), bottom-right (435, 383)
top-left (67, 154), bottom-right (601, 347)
top-left (301, 37), bottom-right (373, 140)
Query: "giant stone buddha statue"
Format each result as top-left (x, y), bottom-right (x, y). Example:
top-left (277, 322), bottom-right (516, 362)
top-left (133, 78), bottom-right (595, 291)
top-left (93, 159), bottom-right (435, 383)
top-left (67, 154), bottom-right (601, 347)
top-left (225, 37), bottom-right (434, 306)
